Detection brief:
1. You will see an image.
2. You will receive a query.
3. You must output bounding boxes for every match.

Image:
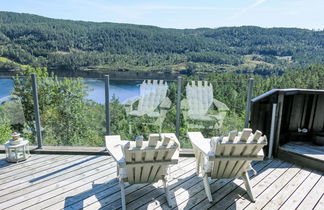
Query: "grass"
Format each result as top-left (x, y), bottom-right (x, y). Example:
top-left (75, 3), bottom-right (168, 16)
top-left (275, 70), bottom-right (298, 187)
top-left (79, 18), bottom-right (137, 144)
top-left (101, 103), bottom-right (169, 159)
top-left (0, 57), bottom-right (29, 69)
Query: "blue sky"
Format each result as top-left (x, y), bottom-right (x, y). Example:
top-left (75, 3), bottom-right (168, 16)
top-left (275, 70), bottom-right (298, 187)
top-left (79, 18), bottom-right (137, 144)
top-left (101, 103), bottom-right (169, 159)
top-left (1, 0), bottom-right (323, 29)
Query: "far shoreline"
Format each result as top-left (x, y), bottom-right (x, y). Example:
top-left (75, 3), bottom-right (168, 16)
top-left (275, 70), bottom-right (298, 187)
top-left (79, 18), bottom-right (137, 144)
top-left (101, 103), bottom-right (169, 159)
top-left (0, 68), bottom-right (186, 81)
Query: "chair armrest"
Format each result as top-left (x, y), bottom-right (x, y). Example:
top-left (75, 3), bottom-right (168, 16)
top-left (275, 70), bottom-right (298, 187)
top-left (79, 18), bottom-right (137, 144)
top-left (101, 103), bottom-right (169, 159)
top-left (213, 99), bottom-right (229, 111)
top-left (125, 96), bottom-right (139, 106)
top-left (160, 133), bottom-right (180, 162)
top-left (162, 133), bottom-right (181, 148)
top-left (105, 135), bottom-right (126, 167)
top-left (124, 97), bottom-right (140, 114)
top-left (124, 97), bottom-right (139, 111)
top-left (181, 99), bottom-right (189, 110)
top-left (187, 132), bottom-right (210, 156)
top-left (257, 149), bottom-right (265, 159)
top-left (159, 97), bottom-right (172, 109)
top-left (171, 149), bottom-right (180, 164)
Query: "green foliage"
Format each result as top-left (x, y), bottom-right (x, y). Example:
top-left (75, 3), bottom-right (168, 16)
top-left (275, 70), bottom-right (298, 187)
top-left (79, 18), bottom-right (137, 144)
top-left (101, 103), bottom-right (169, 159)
top-left (0, 115), bottom-right (12, 144)
top-left (187, 51), bottom-right (242, 65)
top-left (1, 12), bottom-right (324, 74)
top-left (12, 67), bottom-right (104, 146)
top-left (0, 122), bottom-right (12, 144)
top-left (110, 98), bottom-right (131, 139)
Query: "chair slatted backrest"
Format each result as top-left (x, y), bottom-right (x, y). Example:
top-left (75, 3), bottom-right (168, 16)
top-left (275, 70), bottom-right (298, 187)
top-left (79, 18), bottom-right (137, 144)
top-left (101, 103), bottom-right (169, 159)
top-left (186, 81), bottom-right (213, 116)
top-left (138, 80), bottom-right (168, 113)
top-left (208, 128), bottom-right (267, 179)
top-left (122, 134), bottom-right (179, 184)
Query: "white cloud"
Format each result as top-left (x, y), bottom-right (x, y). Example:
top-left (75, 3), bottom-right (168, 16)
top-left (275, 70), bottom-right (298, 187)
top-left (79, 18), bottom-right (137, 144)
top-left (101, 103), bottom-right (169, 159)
top-left (231, 0), bottom-right (268, 19)
top-left (68, 0), bottom-right (241, 22)
top-left (129, 5), bottom-right (238, 11)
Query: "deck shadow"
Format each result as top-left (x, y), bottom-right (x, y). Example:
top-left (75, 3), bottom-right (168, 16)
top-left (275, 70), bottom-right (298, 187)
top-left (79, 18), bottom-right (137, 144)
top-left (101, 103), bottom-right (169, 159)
top-left (0, 157), bottom-right (12, 169)
top-left (63, 177), bottom-right (178, 209)
top-left (62, 162), bottom-right (269, 209)
top-left (29, 155), bottom-right (102, 183)
top-left (63, 178), bottom-right (119, 209)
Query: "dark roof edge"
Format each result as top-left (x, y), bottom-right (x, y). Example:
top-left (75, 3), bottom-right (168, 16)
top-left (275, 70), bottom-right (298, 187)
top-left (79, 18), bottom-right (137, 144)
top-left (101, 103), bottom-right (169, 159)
top-left (251, 88), bottom-right (324, 103)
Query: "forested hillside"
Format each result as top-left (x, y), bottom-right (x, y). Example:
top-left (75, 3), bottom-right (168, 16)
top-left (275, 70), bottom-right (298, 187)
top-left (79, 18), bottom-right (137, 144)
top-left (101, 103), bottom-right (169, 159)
top-left (1, 11), bottom-right (324, 75)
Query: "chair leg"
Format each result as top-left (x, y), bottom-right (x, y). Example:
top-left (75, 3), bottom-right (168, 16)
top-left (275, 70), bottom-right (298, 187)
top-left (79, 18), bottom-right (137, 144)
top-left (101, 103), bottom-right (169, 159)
top-left (120, 180), bottom-right (126, 210)
top-left (196, 161), bottom-right (200, 176)
top-left (159, 121), bottom-right (162, 133)
top-left (242, 171), bottom-right (255, 202)
top-left (129, 123), bottom-right (132, 134)
top-left (203, 174), bottom-right (213, 202)
top-left (196, 152), bottom-right (201, 176)
top-left (163, 177), bottom-right (172, 207)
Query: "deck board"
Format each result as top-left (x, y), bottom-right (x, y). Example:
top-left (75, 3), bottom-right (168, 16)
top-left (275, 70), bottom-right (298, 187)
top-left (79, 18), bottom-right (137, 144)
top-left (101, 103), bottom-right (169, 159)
top-left (85, 158), bottom-right (194, 210)
top-left (191, 160), bottom-right (280, 210)
top-left (126, 159), bottom-right (197, 209)
top-left (0, 155), bottom-right (114, 209)
top-left (0, 156), bottom-right (83, 192)
top-left (0, 153), bottom-right (323, 210)
top-left (261, 168), bottom-right (311, 210)
top-left (203, 160), bottom-right (279, 210)
top-left (0, 156), bottom-right (110, 198)
top-left (279, 170), bottom-right (323, 210)
top-left (296, 176), bottom-right (324, 210)
top-left (314, 194), bottom-right (324, 210)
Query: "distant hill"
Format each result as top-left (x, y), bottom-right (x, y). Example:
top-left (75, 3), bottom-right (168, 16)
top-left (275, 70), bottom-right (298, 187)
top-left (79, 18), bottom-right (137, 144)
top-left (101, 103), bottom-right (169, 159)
top-left (1, 11), bottom-right (324, 76)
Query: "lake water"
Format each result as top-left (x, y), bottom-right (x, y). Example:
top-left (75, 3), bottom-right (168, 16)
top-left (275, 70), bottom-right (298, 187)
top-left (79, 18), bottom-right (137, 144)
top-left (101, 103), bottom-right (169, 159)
top-left (0, 78), bottom-right (142, 104)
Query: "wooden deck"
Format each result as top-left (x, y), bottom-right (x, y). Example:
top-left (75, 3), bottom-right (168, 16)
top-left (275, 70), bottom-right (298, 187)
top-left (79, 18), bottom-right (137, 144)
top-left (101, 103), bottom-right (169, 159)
top-left (0, 154), bottom-right (323, 210)
top-left (278, 141), bottom-right (324, 172)
top-left (280, 141), bottom-right (324, 161)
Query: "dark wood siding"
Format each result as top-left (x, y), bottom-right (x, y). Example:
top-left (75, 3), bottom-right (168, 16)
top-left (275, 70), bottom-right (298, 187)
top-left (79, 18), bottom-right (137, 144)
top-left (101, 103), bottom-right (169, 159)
top-left (251, 89), bottom-right (324, 156)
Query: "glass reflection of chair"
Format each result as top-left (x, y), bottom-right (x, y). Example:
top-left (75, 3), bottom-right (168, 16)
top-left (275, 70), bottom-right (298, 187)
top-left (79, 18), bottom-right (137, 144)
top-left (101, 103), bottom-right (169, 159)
top-left (124, 80), bottom-right (171, 133)
top-left (181, 81), bottom-right (229, 130)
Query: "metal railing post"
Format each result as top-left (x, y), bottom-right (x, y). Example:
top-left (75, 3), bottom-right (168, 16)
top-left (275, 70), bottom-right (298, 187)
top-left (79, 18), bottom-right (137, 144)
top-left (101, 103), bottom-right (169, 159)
top-left (244, 78), bottom-right (254, 128)
top-left (105, 75), bottom-right (110, 135)
top-left (31, 73), bottom-right (43, 149)
top-left (176, 76), bottom-right (182, 139)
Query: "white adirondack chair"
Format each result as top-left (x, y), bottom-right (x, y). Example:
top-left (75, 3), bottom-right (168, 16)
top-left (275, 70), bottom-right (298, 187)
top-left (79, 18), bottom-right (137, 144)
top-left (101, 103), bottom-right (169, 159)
top-left (105, 133), bottom-right (180, 210)
top-left (181, 81), bottom-right (229, 129)
top-left (188, 128), bottom-right (267, 202)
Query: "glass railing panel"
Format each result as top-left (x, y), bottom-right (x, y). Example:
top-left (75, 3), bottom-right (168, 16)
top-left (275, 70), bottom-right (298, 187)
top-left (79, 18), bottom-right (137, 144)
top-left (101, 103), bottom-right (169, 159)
top-left (4, 70), bottom-right (323, 150)
top-left (180, 79), bottom-right (249, 147)
top-left (160, 80), bottom-right (178, 134)
top-left (210, 79), bottom-right (248, 136)
top-left (109, 78), bottom-right (142, 140)
top-left (0, 76), bottom-right (33, 144)
top-left (39, 76), bottom-right (105, 146)
top-left (114, 79), bottom-right (176, 141)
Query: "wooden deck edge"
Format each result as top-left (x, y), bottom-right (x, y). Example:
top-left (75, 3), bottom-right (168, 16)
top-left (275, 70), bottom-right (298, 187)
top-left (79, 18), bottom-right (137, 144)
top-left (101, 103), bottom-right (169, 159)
top-left (179, 148), bottom-right (195, 157)
top-left (0, 145), bottom-right (195, 156)
top-left (278, 147), bottom-right (324, 172)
